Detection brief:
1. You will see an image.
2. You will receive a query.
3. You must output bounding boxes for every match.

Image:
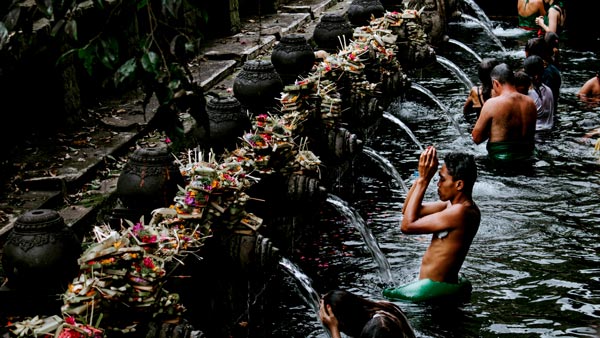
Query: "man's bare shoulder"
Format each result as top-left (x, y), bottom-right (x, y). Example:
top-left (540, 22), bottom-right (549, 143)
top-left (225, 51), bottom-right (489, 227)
top-left (445, 201), bottom-right (480, 223)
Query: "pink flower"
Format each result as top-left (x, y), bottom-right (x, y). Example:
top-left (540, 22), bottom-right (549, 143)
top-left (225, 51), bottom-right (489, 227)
top-left (132, 222), bottom-right (143, 234)
top-left (143, 257), bottom-right (155, 269)
top-left (185, 195), bottom-right (196, 206)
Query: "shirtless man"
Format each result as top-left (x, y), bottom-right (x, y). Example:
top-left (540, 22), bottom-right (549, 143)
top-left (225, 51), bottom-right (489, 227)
top-left (578, 72), bottom-right (600, 100)
top-left (472, 63), bottom-right (537, 163)
top-left (400, 147), bottom-right (480, 284)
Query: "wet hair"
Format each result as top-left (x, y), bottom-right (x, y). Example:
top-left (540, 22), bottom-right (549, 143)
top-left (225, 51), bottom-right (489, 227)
top-left (443, 152), bottom-right (477, 193)
top-left (322, 290), bottom-right (415, 338)
top-left (478, 58), bottom-right (499, 101)
top-left (544, 32), bottom-right (559, 50)
top-left (490, 63), bottom-right (515, 86)
top-left (514, 70), bottom-right (531, 94)
top-left (524, 55), bottom-right (545, 86)
top-left (525, 37), bottom-right (551, 62)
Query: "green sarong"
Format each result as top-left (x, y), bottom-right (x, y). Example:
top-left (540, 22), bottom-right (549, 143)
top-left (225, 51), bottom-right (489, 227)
top-left (382, 277), bottom-right (472, 302)
top-left (487, 141), bottom-right (534, 162)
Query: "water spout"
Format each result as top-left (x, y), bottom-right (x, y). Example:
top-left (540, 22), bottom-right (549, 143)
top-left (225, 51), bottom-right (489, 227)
top-left (279, 257), bottom-right (332, 337)
top-left (382, 112), bottom-right (425, 151)
top-left (436, 55), bottom-right (474, 90)
top-left (362, 146), bottom-right (410, 195)
top-left (462, 0), bottom-right (496, 33)
top-left (326, 194), bottom-right (393, 285)
top-left (409, 82), bottom-right (464, 136)
top-left (447, 38), bottom-right (483, 62)
top-left (461, 14), bottom-right (507, 53)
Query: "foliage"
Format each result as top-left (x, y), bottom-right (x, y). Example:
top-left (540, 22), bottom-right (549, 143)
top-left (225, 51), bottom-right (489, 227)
top-left (0, 0), bottom-right (209, 147)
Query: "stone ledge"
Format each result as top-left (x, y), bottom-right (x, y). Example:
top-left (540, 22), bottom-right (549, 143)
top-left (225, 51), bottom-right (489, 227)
top-left (197, 59), bottom-right (238, 91)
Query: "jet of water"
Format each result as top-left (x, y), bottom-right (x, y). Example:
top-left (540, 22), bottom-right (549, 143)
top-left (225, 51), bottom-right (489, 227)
top-left (326, 194), bottom-right (393, 285)
top-left (447, 38), bottom-right (483, 62)
top-left (279, 257), bottom-right (332, 337)
top-left (362, 146), bottom-right (410, 194)
top-left (381, 112), bottom-right (425, 151)
top-left (436, 55), bottom-right (474, 90)
top-left (408, 83), bottom-right (464, 136)
top-left (461, 13), bottom-right (507, 53)
top-left (462, 0), bottom-right (496, 33)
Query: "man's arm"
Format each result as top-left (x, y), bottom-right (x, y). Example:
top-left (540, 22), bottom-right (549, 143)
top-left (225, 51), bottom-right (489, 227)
top-left (401, 147), bottom-right (446, 231)
top-left (471, 103), bottom-right (492, 144)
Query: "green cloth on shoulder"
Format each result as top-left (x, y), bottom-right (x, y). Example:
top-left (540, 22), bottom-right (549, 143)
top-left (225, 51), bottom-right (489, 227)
top-left (486, 141), bottom-right (534, 162)
top-left (382, 276), bottom-right (472, 302)
top-left (518, 14), bottom-right (538, 30)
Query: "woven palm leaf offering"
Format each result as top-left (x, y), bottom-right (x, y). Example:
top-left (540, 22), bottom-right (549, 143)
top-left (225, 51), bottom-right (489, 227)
top-left (61, 214), bottom-right (208, 334)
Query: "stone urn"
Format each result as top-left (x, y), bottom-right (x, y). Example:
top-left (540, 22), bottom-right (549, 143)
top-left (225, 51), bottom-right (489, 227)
top-left (312, 13), bottom-right (353, 53)
top-left (233, 59), bottom-right (283, 116)
top-left (115, 146), bottom-right (184, 221)
top-left (347, 0), bottom-right (385, 27)
top-left (206, 95), bottom-right (250, 152)
top-left (271, 34), bottom-right (315, 85)
top-left (1, 209), bottom-right (81, 292)
top-left (327, 127), bottom-right (363, 160)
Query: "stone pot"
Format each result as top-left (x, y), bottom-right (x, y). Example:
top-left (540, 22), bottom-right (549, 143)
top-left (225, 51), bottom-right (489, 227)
top-left (271, 34), bottom-right (315, 85)
top-left (206, 95), bottom-right (250, 151)
top-left (312, 13), bottom-right (353, 53)
top-left (1, 209), bottom-right (81, 291)
top-left (347, 0), bottom-right (385, 27)
top-left (116, 146), bottom-right (185, 219)
top-left (233, 60), bottom-right (283, 116)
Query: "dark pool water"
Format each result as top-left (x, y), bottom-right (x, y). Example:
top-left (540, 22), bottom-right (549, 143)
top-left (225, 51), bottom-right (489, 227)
top-left (273, 17), bottom-right (600, 338)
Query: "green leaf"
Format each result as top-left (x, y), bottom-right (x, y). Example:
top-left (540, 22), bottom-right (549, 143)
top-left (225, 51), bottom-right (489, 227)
top-left (162, 0), bottom-right (181, 18)
top-left (114, 58), bottom-right (138, 88)
top-left (4, 8), bottom-right (22, 31)
top-left (51, 19), bottom-right (65, 37)
top-left (0, 22), bottom-right (8, 50)
top-left (78, 46), bottom-right (96, 76)
top-left (64, 19), bottom-right (78, 41)
top-left (137, 0), bottom-right (149, 10)
top-left (141, 51), bottom-right (160, 77)
top-left (92, 0), bottom-right (104, 10)
top-left (55, 48), bottom-right (77, 67)
top-left (168, 79), bottom-right (182, 91)
top-left (98, 37), bottom-right (119, 69)
top-left (35, 0), bottom-right (54, 17)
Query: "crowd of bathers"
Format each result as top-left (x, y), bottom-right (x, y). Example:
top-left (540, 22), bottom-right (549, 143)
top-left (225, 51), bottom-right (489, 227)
top-left (317, 4), bottom-right (600, 337)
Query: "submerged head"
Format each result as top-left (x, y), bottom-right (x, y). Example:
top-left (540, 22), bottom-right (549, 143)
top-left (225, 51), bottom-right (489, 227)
top-left (322, 290), bottom-right (415, 338)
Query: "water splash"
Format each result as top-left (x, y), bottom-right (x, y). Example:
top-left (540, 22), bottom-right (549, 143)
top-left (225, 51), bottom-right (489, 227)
top-left (436, 55), bottom-right (474, 90)
top-left (362, 146), bottom-right (409, 194)
top-left (382, 112), bottom-right (424, 151)
top-left (447, 38), bottom-right (483, 62)
top-left (278, 257), bottom-right (331, 337)
top-left (409, 82), bottom-right (464, 136)
top-left (462, 0), bottom-right (495, 32)
top-left (326, 194), bottom-right (393, 285)
top-left (461, 14), bottom-right (507, 53)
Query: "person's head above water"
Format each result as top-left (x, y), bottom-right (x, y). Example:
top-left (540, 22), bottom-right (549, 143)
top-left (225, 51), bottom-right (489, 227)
top-left (525, 37), bottom-right (551, 61)
top-left (514, 70), bottom-right (532, 94)
top-left (443, 152), bottom-right (477, 195)
top-left (524, 55), bottom-right (545, 84)
top-left (490, 63), bottom-right (515, 86)
top-left (478, 58), bottom-right (500, 100)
